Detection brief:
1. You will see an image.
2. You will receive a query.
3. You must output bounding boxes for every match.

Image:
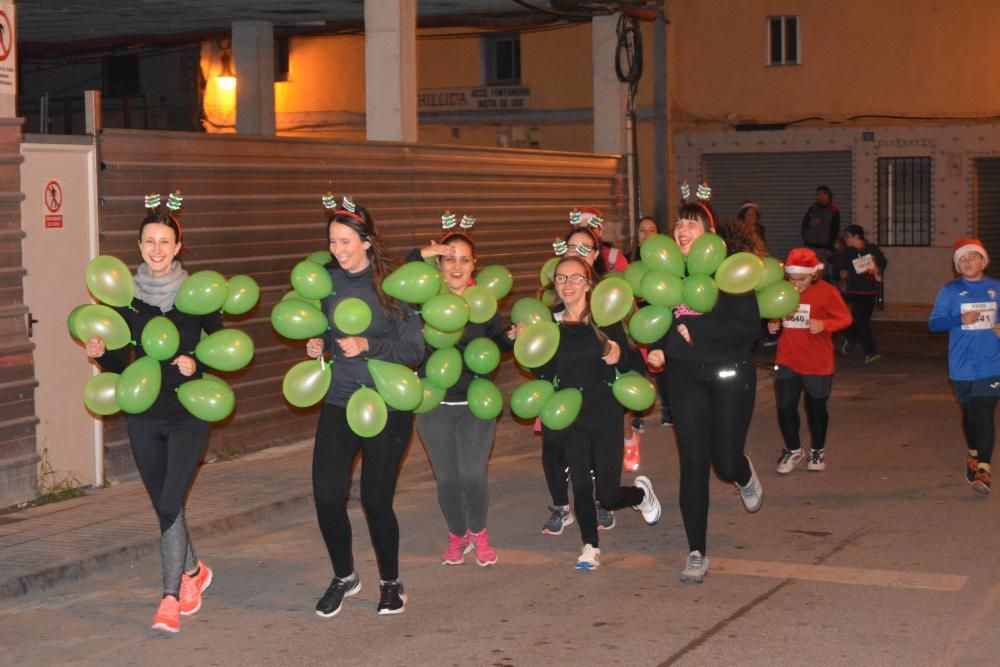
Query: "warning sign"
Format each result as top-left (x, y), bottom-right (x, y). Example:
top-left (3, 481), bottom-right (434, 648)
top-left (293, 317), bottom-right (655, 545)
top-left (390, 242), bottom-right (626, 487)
top-left (45, 215), bottom-right (63, 229)
top-left (0, 10), bottom-right (11, 62)
top-left (0, 3), bottom-right (15, 103)
top-left (44, 180), bottom-right (62, 213)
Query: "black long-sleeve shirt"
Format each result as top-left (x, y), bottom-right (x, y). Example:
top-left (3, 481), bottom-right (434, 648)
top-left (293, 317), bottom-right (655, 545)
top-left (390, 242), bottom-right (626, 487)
top-left (649, 291), bottom-right (760, 364)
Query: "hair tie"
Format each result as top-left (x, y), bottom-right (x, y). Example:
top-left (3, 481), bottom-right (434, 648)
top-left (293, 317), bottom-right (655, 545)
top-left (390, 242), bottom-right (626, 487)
top-left (441, 211), bottom-right (457, 230)
top-left (553, 239), bottom-right (568, 256)
top-left (459, 214), bottom-right (476, 230)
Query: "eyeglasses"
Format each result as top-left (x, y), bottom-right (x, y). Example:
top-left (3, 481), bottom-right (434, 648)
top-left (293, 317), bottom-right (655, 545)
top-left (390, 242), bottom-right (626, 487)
top-left (554, 274), bottom-right (588, 285)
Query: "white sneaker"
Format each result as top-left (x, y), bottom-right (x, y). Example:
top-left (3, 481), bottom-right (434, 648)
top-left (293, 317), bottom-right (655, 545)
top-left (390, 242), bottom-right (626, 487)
top-left (736, 455), bottom-right (763, 513)
top-left (680, 550), bottom-right (709, 584)
top-left (807, 449), bottom-right (826, 471)
top-left (632, 475), bottom-right (661, 525)
top-left (575, 544), bottom-right (600, 571)
top-left (776, 448), bottom-right (805, 474)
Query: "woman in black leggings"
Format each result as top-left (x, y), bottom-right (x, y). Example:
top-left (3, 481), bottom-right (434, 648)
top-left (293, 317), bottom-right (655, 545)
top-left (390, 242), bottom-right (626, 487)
top-left (647, 206), bottom-right (764, 585)
top-left (305, 199), bottom-right (423, 618)
top-left (86, 197), bottom-right (219, 633)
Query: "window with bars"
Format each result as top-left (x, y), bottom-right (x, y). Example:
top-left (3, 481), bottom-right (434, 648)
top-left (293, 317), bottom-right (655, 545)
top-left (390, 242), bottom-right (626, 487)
top-left (483, 33), bottom-right (521, 85)
top-left (767, 16), bottom-right (800, 65)
top-left (877, 157), bottom-right (932, 246)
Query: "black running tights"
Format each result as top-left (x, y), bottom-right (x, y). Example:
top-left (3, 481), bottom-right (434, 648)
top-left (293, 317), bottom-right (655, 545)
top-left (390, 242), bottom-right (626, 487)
top-left (961, 397), bottom-right (997, 465)
top-left (775, 375), bottom-right (829, 451)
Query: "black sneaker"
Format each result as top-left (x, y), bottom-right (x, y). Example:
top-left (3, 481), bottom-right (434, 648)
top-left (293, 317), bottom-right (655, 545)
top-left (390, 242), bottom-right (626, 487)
top-left (377, 580), bottom-right (407, 616)
top-left (966, 456), bottom-right (978, 485)
top-left (631, 417), bottom-right (645, 433)
top-left (315, 572), bottom-right (361, 618)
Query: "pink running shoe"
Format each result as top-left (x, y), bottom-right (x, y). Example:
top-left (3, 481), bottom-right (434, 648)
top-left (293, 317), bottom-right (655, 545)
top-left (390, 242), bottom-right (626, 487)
top-left (151, 595), bottom-right (181, 633)
top-left (441, 532), bottom-right (473, 565)
top-left (623, 434), bottom-right (641, 473)
top-left (179, 561), bottom-right (214, 615)
top-left (468, 529), bottom-right (498, 566)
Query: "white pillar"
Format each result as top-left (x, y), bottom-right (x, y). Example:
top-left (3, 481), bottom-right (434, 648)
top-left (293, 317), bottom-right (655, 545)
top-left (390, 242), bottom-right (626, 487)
top-left (592, 15), bottom-right (627, 155)
top-left (364, 1), bottom-right (417, 143)
top-left (232, 21), bottom-right (275, 136)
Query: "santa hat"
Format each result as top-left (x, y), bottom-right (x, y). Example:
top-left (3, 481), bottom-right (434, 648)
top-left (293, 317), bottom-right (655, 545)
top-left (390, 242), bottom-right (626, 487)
top-left (953, 238), bottom-right (989, 272)
top-left (785, 247), bottom-right (823, 275)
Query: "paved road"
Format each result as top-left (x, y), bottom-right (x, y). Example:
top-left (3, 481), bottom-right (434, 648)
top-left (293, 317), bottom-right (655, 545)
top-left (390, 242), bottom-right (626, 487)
top-left (1, 354), bottom-right (997, 666)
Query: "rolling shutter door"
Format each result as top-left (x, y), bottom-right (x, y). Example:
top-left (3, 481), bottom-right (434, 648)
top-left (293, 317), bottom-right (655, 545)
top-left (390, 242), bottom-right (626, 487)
top-left (975, 158), bottom-right (1000, 279)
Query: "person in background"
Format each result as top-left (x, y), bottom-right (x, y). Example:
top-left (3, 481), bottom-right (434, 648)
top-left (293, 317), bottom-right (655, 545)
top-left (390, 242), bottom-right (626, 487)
top-left (836, 224), bottom-right (887, 364)
top-left (801, 186), bottom-right (840, 282)
top-left (928, 238), bottom-right (1000, 494)
top-left (631, 215), bottom-right (673, 429)
top-left (736, 201), bottom-right (766, 245)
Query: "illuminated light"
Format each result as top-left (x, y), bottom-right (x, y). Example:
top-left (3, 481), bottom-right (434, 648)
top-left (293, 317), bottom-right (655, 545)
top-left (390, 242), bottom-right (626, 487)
top-left (216, 76), bottom-right (237, 91)
top-left (718, 369), bottom-right (736, 379)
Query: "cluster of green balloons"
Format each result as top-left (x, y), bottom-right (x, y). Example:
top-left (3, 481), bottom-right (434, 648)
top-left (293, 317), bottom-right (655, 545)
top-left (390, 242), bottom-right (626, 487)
top-left (272, 258), bottom-right (336, 340)
top-left (176, 270), bottom-right (261, 317)
top-left (511, 379), bottom-right (581, 431)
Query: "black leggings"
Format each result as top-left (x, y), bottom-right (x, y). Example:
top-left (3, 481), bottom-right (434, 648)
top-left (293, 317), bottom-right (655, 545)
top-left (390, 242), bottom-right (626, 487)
top-left (961, 397), bottom-right (997, 465)
top-left (845, 294), bottom-right (878, 355)
top-left (775, 375), bottom-right (830, 451)
top-left (127, 415), bottom-right (209, 597)
top-left (666, 358), bottom-right (755, 555)
top-left (313, 403), bottom-right (412, 581)
top-left (543, 417), bottom-right (643, 548)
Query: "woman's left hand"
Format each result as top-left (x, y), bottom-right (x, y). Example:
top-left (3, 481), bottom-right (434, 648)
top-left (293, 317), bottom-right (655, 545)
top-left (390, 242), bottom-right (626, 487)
top-left (677, 323), bottom-right (692, 345)
top-left (507, 323), bottom-right (525, 340)
top-left (601, 339), bottom-right (621, 365)
top-left (337, 336), bottom-right (369, 357)
top-left (172, 355), bottom-right (196, 377)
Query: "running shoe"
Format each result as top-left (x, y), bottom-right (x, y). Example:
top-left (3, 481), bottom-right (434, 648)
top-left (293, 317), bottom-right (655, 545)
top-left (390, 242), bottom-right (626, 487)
top-left (595, 502), bottom-right (616, 530)
top-left (840, 340), bottom-right (851, 355)
top-left (315, 572), bottom-right (362, 618)
top-left (468, 529), bottom-right (498, 566)
top-left (441, 532), bottom-right (474, 566)
top-left (680, 550), bottom-right (709, 585)
top-left (541, 505), bottom-right (574, 535)
top-left (377, 580), bottom-right (407, 615)
top-left (179, 561), bottom-right (213, 615)
top-left (623, 434), bottom-right (641, 473)
top-left (736, 455), bottom-right (763, 513)
top-left (966, 456), bottom-right (978, 485)
top-left (864, 353), bottom-right (882, 364)
top-left (575, 544), bottom-right (600, 571)
top-left (631, 416), bottom-right (645, 433)
top-left (151, 595), bottom-right (181, 633)
top-left (973, 468), bottom-right (992, 495)
top-left (660, 414), bottom-right (674, 427)
top-left (776, 448), bottom-right (805, 474)
top-left (807, 449), bottom-right (826, 471)
top-left (632, 476), bottom-right (661, 525)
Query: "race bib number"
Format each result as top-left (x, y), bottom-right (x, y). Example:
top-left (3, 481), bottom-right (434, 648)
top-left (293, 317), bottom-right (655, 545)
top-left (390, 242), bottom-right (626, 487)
top-left (783, 303), bottom-right (811, 329)
top-left (961, 301), bottom-right (997, 330)
top-left (852, 254), bottom-right (876, 274)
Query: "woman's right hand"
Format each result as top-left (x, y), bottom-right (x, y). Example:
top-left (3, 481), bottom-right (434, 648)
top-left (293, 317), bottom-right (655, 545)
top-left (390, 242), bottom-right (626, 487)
top-left (646, 349), bottom-right (665, 369)
top-left (85, 336), bottom-right (105, 358)
top-left (420, 240), bottom-right (455, 259)
top-left (767, 319), bottom-right (782, 334)
top-left (306, 337), bottom-right (324, 359)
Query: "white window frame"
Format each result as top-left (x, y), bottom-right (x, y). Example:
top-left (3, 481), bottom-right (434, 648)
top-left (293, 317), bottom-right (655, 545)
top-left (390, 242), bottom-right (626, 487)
top-left (766, 16), bottom-right (800, 66)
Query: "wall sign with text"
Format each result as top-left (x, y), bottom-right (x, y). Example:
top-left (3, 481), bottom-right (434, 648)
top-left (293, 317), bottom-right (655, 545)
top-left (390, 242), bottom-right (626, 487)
top-left (418, 86), bottom-right (531, 112)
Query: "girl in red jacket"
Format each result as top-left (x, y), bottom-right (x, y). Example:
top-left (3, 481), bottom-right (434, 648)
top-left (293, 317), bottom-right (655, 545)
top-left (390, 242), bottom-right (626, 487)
top-left (767, 248), bottom-right (852, 473)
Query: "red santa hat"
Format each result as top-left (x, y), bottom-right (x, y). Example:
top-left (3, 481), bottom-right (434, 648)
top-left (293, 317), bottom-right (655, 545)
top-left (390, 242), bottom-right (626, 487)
top-left (953, 238), bottom-right (989, 272)
top-left (784, 247), bottom-right (823, 275)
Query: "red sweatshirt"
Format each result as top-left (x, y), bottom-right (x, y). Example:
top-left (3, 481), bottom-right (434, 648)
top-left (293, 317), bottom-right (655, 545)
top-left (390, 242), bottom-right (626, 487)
top-left (774, 279), bottom-right (853, 376)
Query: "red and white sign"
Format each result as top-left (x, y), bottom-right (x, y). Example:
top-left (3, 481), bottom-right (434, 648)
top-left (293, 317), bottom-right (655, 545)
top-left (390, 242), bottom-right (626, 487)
top-left (44, 180), bottom-right (63, 229)
top-left (0, 3), bottom-right (15, 107)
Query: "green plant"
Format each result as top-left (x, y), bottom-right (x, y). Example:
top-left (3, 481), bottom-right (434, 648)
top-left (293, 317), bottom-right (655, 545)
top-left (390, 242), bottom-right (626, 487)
top-left (34, 448), bottom-right (86, 505)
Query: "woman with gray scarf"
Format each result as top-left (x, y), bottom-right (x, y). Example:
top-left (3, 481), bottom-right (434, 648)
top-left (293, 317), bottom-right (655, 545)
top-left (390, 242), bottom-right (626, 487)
top-left (85, 201), bottom-right (222, 633)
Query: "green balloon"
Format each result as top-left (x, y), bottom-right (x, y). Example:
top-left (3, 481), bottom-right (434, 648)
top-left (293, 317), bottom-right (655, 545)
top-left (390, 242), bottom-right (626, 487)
top-left (116, 356), bottom-right (161, 414)
top-left (590, 277), bottom-right (634, 327)
top-left (425, 347), bottom-right (463, 389)
top-left (383, 261), bottom-right (442, 304)
top-left (513, 321), bottom-right (560, 369)
top-left (421, 293), bottom-right (470, 333)
top-left (623, 260), bottom-right (649, 297)
top-left (540, 288), bottom-right (557, 307)
top-left (640, 234), bottom-right (685, 277)
top-left (715, 252), bottom-right (765, 294)
top-left (612, 371), bottom-right (656, 411)
top-left (223, 275), bottom-right (260, 315)
top-left (85, 255), bottom-right (134, 307)
top-left (333, 297), bottom-right (372, 335)
top-left (539, 257), bottom-right (560, 287)
top-left (271, 299), bottom-right (328, 339)
top-left (510, 379), bottom-right (555, 419)
top-left (511, 297), bottom-right (551, 326)
top-left (683, 274), bottom-right (719, 313)
top-left (686, 233), bottom-right (727, 276)
top-left (629, 305), bottom-right (673, 344)
top-left (757, 256), bottom-right (785, 292)
top-left (282, 358), bottom-right (331, 408)
top-left (346, 386), bottom-right (387, 438)
top-left (640, 270), bottom-right (684, 308)
top-left (72, 304), bottom-right (131, 350)
top-left (463, 337), bottom-right (500, 375)
top-left (463, 285), bottom-right (497, 324)
top-left (306, 250), bottom-right (334, 266)
top-left (280, 290), bottom-right (321, 310)
top-left (476, 265), bottom-right (513, 300)
top-left (83, 372), bottom-right (121, 416)
top-left (605, 271), bottom-right (626, 282)
top-left (178, 377), bottom-right (235, 422)
top-left (140, 316), bottom-right (180, 361)
top-left (757, 280), bottom-right (801, 319)
top-left (423, 323), bottom-right (464, 349)
top-left (414, 381), bottom-right (446, 415)
top-left (67, 304), bottom-right (88, 339)
top-left (368, 359), bottom-right (423, 411)
top-left (291, 260), bottom-right (333, 300)
top-left (175, 270), bottom-right (228, 315)
top-left (467, 378), bottom-right (503, 420)
top-left (539, 387), bottom-right (583, 431)
top-left (195, 329), bottom-right (255, 372)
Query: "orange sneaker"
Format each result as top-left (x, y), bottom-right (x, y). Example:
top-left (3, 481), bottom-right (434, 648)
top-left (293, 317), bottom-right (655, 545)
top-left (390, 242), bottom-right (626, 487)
top-left (151, 595), bottom-right (181, 633)
top-left (623, 434), bottom-right (641, 473)
top-left (973, 468), bottom-right (992, 495)
top-left (179, 561), bottom-right (214, 616)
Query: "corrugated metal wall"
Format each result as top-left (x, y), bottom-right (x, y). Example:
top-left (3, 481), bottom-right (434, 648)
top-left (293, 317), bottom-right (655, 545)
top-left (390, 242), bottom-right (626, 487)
top-left (98, 129), bottom-right (623, 479)
top-left (0, 117), bottom-right (38, 507)
top-left (701, 151), bottom-right (854, 261)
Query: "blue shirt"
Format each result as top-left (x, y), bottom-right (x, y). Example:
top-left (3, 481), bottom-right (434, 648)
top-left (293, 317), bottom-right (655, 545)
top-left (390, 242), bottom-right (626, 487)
top-left (928, 276), bottom-right (1000, 381)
